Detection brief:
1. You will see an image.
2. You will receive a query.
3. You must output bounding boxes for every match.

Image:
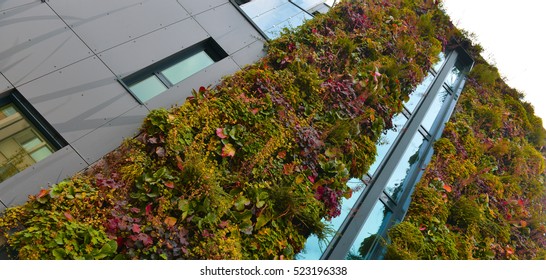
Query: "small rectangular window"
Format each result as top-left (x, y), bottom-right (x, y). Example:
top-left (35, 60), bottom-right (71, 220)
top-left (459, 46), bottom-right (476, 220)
top-left (122, 38), bottom-right (227, 103)
top-left (233, 0), bottom-right (313, 39)
top-left (0, 92), bottom-right (64, 183)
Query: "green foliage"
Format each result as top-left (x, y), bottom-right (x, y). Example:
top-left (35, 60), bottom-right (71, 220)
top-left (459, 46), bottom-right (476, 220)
top-left (1, 0), bottom-right (544, 260)
top-left (448, 197), bottom-right (484, 230)
top-left (10, 212), bottom-right (117, 260)
top-left (385, 222), bottom-right (424, 259)
top-left (391, 58), bottom-right (546, 259)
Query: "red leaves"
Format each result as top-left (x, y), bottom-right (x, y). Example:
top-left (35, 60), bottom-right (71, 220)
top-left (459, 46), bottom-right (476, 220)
top-left (164, 181), bottom-right (174, 189)
top-left (64, 212), bottom-right (74, 221)
top-left (216, 128), bottom-right (228, 139)
top-left (145, 203), bottom-right (152, 216)
top-left (132, 224), bottom-right (141, 233)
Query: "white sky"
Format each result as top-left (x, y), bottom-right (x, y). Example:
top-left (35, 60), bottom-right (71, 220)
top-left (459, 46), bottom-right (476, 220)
top-left (442, 0), bottom-right (546, 126)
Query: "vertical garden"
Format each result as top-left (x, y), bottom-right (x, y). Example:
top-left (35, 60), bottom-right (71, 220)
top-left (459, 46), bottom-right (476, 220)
top-left (1, 0), bottom-right (545, 259)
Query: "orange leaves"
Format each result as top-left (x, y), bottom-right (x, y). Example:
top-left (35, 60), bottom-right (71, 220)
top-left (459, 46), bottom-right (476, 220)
top-left (221, 143), bottom-right (236, 157)
top-left (443, 184), bottom-right (452, 193)
top-left (37, 189), bottom-right (49, 198)
top-left (164, 217), bottom-right (177, 227)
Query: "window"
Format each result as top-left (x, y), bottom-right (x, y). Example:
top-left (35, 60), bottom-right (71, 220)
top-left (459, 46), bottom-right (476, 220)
top-left (122, 38), bottom-right (227, 103)
top-left (0, 92), bottom-right (64, 183)
top-left (232, 0), bottom-right (314, 39)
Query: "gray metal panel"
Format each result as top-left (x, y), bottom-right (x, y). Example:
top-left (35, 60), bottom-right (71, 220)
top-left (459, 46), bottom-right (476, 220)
top-left (70, 105), bottom-right (149, 164)
top-left (0, 4), bottom-right (92, 86)
top-left (98, 17), bottom-right (209, 77)
top-left (230, 39), bottom-right (266, 69)
top-left (17, 56), bottom-right (140, 143)
top-left (49, 0), bottom-right (190, 53)
top-left (145, 57), bottom-right (240, 109)
top-left (0, 0), bottom-right (35, 12)
top-left (194, 3), bottom-right (264, 55)
top-left (0, 74), bottom-right (13, 92)
top-left (0, 145), bottom-right (87, 208)
top-left (176, 0), bottom-right (228, 15)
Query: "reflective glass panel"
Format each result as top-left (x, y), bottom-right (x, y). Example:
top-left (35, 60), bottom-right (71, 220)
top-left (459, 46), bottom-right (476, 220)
top-left (368, 113), bottom-right (407, 176)
top-left (0, 103), bottom-right (55, 183)
top-left (420, 86), bottom-right (451, 132)
top-left (241, 0), bottom-right (311, 39)
top-left (444, 65), bottom-right (462, 89)
top-left (30, 146), bottom-right (52, 162)
top-left (239, 0), bottom-right (286, 18)
top-left (291, 0), bottom-right (324, 10)
top-left (384, 132), bottom-right (426, 202)
top-left (404, 73), bottom-right (434, 113)
top-left (298, 178), bottom-right (367, 259)
top-left (160, 51), bottom-right (214, 85)
top-left (128, 76), bottom-right (168, 103)
top-left (345, 200), bottom-right (392, 260)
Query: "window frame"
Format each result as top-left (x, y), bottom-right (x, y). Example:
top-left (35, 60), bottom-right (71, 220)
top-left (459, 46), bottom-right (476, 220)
top-left (0, 90), bottom-right (66, 183)
top-left (120, 38), bottom-right (228, 104)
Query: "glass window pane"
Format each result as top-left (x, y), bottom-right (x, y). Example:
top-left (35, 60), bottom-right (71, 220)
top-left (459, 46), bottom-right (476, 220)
top-left (298, 178), bottom-right (367, 259)
top-left (444, 65), bottom-right (462, 89)
top-left (128, 76), bottom-right (168, 103)
top-left (404, 73), bottom-right (434, 113)
top-left (0, 105), bottom-right (17, 120)
top-left (421, 86), bottom-right (451, 132)
top-left (0, 103), bottom-right (56, 183)
top-left (384, 132), bottom-right (426, 201)
top-left (345, 200), bottom-right (392, 259)
top-left (21, 137), bottom-right (42, 152)
top-left (30, 146), bottom-right (52, 162)
top-left (368, 113), bottom-right (407, 176)
top-left (242, 1), bottom-right (312, 39)
top-left (239, 0), bottom-right (286, 18)
top-left (291, 0), bottom-right (324, 10)
top-left (324, 0), bottom-right (337, 7)
top-left (160, 51), bottom-right (214, 85)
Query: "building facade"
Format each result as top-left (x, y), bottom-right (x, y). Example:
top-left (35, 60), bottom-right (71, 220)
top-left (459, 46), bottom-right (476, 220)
top-left (1, 0), bottom-right (472, 259)
top-left (0, 0), bottom-right (336, 210)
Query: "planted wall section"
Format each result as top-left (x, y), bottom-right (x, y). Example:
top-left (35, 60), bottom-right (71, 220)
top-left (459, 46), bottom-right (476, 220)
top-left (0, 0), bottom-right (544, 260)
top-left (386, 54), bottom-right (546, 259)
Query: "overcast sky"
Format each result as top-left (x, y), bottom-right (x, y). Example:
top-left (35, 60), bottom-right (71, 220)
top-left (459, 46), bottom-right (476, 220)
top-left (442, 0), bottom-right (546, 125)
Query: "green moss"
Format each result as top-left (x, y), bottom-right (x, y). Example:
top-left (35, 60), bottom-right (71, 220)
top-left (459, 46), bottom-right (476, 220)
top-left (385, 222), bottom-right (424, 259)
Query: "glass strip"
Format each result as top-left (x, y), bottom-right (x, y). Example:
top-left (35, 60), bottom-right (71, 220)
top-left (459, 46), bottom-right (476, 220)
top-left (128, 76), bottom-right (168, 103)
top-left (420, 86), bottom-right (451, 132)
top-left (345, 200), bottom-right (392, 259)
top-left (160, 51), bottom-right (214, 85)
top-left (384, 132), bottom-right (426, 201)
top-left (404, 74), bottom-right (434, 113)
top-left (368, 113), bottom-right (408, 176)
